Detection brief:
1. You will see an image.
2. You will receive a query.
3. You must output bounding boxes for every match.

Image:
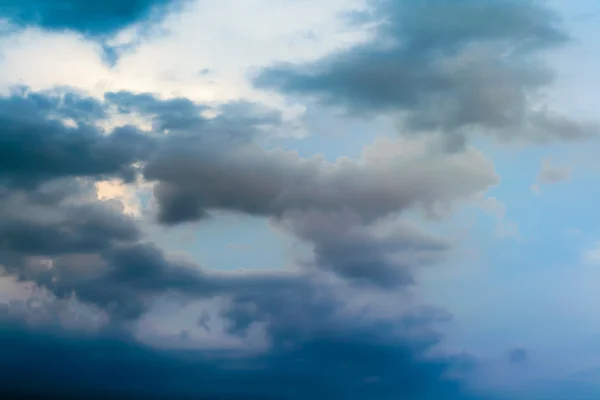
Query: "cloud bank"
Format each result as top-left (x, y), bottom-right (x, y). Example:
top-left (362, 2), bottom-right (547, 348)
top-left (0, 87), bottom-right (493, 399)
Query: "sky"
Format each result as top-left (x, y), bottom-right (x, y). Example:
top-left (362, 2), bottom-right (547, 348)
top-left (0, 0), bottom-right (599, 399)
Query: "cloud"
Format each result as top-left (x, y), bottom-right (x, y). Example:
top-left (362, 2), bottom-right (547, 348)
top-left (530, 158), bottom-right (572, 193)
top-left (255, 0), bottom-right (598, 148)
top-left (0, 0), bottom-right (371, 117)
top-left (0, 87), bottom-right (499, 398)
top-left (104, 90), bottom-right (288, 138)
top-left (279, 210), bottom-right (452, 288)
top-left (0, 0), bottom-right (186, 37)
top-left (0, 299), bottom-right (483, 400)
top-left (146, 135), bottom-right (496, 225)
top-left (0, 88), bottom-right (156, 186)
top-left (0, 87), bottom-right (499, 297)
top-left (142, 117), bottom-right (496, 286)
top-left (537, 158), bottom-right (573, 184)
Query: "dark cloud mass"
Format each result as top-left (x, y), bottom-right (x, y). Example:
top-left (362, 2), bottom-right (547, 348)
top-left (0, 88), bottom-right (156, 186)
top-left (0, 303), bottom-right (481, 400)
top-left (0, 0), bottom-right (186, 37)
top-left (0, 87), bottom-right (499, 399)
top-left (255, 0), bottom-right (598, 147)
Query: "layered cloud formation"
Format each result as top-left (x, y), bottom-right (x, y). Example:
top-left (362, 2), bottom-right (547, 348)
top-left (0, 86), bottom-right (493, 399)
top-left (0, 0), bottom-right (598, 399)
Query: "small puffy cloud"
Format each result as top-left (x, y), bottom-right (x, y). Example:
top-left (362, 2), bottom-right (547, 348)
top-left (531, 158), bottom-right (572, 194)
top-left (538, 159), bottom-right (573, 184)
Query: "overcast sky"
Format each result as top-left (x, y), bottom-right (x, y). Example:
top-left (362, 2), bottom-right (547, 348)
top-left (0, 1), bottom-right (600, 399)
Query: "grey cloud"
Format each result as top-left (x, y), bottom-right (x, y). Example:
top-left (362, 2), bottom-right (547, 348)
top-left (105, 91), bottom-right (285, 140)
top-left (0, 196), bottom-right (484, 398)
top-left (0, 180), bottom-right (146, 319)
top-left (255, 0), bottom-right (597, 147)
top-left (146, 137), bottom-right (497, 225)
top-left (0, 184), bottom-right (139, 258)
top-left (531, 158), bottom-right (572, 193)
top-left (0, 176), bottom-right (310, 320)
top-left (144, 136), bottom-right (495, 287)
top-left (0, 85), bottom-right (568, 399)
top-left (280, 210), bottom-right (451, 288)
top-left (0, 89), bottom-right (156, 187)
top-left (0, 88), bottom-right (496, 293)
top-left (0, 88), bottom-right (329, 316)
top-left (105, 91), bottom-right (208, 133)
top-left (537, 158), bottom-right (572, 184)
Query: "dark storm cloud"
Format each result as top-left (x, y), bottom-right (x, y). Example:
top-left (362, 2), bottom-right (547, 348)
top-left (0, 89), bottom-right (156, 186)
top-left (0, 193), bottom-right (486, 399)
top-left (0, 285), bottom-right (485, 400)
top-left (255, 0), bottom-right (597, 147)
top-left (0, 0), bottom-right (187, 37)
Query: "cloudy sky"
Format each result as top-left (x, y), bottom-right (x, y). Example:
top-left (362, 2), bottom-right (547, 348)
top-left (0, 0), bottom-right (599, 399)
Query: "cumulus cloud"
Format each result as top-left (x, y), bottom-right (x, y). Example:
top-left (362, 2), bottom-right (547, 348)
top-left (255, 0), bottom-right (598, 148)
